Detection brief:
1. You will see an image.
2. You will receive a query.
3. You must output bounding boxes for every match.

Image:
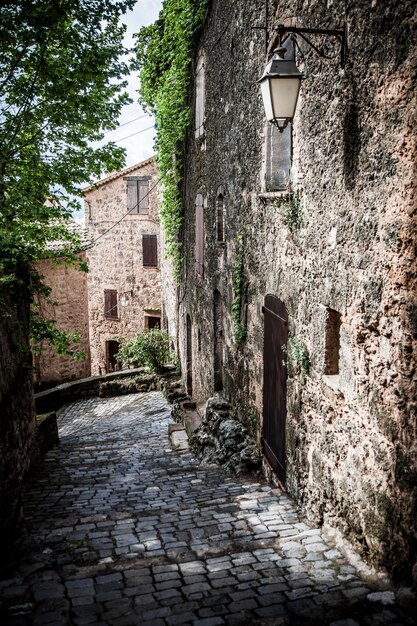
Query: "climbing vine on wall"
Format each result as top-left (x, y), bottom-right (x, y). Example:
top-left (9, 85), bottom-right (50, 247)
top-left (231, 234), bottom-right (247, 346)
top-left (134, 0), bottom-right (208, 280)
top-left (284, 336), bottom-right (310, 379)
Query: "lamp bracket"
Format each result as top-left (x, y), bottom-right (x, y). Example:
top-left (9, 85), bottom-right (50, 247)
top-left (275, 23), bottom-right (347, 67)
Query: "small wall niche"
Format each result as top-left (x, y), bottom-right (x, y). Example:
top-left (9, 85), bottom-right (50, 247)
top-left (325, 308), bottom-right (342, 375)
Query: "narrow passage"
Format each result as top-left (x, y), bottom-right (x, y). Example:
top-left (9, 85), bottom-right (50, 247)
top-left (0, 392), bottom-right (414, 625)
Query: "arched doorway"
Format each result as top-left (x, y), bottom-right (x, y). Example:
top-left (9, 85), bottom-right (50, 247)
top-left (186, 314), bottom-right (193, 396)
top-left (262, 295), bottom-right (288, 486)
top-left (213, 290), bottom-right (223, 392)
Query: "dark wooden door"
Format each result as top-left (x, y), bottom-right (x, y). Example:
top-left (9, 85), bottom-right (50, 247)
top-left (106, 340), bottom-right (119, 373)
top-left (262, 295), bottom-right (288, 486)
top-left (213, 290), bottom-right (223, 391)
top-left (186, 314), bottom-right (193, 396)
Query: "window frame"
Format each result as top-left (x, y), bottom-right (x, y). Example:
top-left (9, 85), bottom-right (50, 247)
top-left (104, 289), bottom-right (119, 320)
top-left (124, 176), bottom-right (151, 215)
top-left (142, 233), bottom-right (158, 268)
top-left (195, 193), bottom-right (205, 279)
top-left (195, 51), bottom-right (205, 139)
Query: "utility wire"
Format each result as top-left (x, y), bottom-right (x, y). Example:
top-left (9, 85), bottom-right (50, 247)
top-left (103, 113), bottom-right (150, 135)
top-left (112, 125), bottom-right (155, 144)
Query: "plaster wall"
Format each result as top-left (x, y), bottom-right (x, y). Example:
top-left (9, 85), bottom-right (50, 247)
top-left (176, 0), bottom-right (417, 582)
top-left (85, 158), bottom-right (162, 375)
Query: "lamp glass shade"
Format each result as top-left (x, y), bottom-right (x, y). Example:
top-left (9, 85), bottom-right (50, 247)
top-left (259, 47), bottom-right (303, 126)
top-left (260, 75), bottom-right (302, 123)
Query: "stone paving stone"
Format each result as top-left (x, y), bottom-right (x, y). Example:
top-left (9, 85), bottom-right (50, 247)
top-left (0, 391), bottom-right (414, 626)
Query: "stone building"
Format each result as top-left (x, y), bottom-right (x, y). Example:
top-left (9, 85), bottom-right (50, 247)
top-left (33, 249), bottom-right (91, 388)
top-left (169, 0), bottom-right (417, 582)
top-left (84, 157), bottom-right (162, 375)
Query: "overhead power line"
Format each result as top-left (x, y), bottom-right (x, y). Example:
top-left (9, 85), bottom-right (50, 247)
top-left (112, 125), bottom-right (155, 144)
top-left (103, 113), bottom-right (150, 135)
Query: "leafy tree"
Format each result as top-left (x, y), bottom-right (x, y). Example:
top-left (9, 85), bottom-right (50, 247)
top-left (115, 329), bottom-right (173, 373)
top-left (0, 0), bottom-right (135, 352)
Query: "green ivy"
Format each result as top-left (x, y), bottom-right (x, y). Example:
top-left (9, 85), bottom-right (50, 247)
top-left (284, 336), bottom-right (310, 379)
top-left (232, 235), bottom-right (247, 346)
top-left (134, 0), bottom-right (208, 280)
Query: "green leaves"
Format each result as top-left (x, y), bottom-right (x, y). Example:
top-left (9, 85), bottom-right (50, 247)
top-left (0, 0), bottom-right (135, 276)
top-left (0, 0), bottom-right (135, 359)
top-left (134, 0), bottom-right (208, 280)
top-left (231, 235), bottom-right (247, 347)
top-left (115, 329), bottom-right (173, 374)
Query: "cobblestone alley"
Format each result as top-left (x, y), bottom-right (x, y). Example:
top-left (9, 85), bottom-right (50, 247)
top-left (0, 392), bottom-right (415, 626)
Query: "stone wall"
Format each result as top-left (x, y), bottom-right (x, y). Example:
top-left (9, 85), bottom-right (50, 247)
top-left (0, 266), bottom-right (37, 545)
top-left (173, 0), bottom-right (417, 582)
top-left (33, 253), bottom-right (91, 387)
top-left (84, 157), bottom-right (162, 375)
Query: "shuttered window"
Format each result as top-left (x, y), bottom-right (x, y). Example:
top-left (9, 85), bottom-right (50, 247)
top-left (104, 289), bottom-right (118, 319)
top-left (195, 194), bottom-right (204, 278)
top-left (143, 234), bottom-right (158, 267)
top-left (195, 52), bottom-right (205, 138)
top-left (126, 177), bottom-right (150, 214)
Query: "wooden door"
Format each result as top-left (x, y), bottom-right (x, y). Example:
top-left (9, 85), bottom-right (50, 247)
top-left (106, 340), bottom-right (119, 373)
top-left (213, 290), bottom-right (223, 391)
top-left (262, 295), bottom-right (288, 486)
top-left (186, 314), bottom-right (193, 396)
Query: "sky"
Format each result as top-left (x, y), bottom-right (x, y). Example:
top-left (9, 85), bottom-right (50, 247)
top-left (74, 0), bottom-right (162, 219)
top-left (110, 0), bottom-right (162, 166)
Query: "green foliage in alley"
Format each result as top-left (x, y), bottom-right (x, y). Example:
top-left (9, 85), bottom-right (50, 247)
top-left (0, 0), bottom-right (135, 353)
top-left (231, 235), bottom-right (247, 347)
top-left (134, 0), bottom-right (208, 281)
top-left (115, 329), bottom-right (173, 374)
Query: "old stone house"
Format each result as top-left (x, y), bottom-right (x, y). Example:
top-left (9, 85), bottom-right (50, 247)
top-left (167, 0), bottom-right (416, 583)
top-left (84, 157), bottom-right (162, 375)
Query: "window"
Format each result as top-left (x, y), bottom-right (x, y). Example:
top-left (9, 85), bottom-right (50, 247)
top-left (216, 187), bottom-right (224, 243)
top-left (146, 315), bottom-right (161, 329)
top-left (104, 289), bottom-right (118, 319)
top-left (142, 234), bottom-right (158, 267)
top-left (195, 194), bottom-right (204, 278)
top-left (195, 52), bottom-right (205, 138)
top-left (125, 176), bottom-right (150, 214)
top-left (325, 308), bottom-right (342, 375)
top-left (265, 123), bottom-right (291, 191)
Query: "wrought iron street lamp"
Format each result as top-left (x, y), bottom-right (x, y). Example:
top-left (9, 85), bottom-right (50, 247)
top-left (259, 23), bottom-right (347, 131)
top-left (258, 45), bottom-right (303, 132)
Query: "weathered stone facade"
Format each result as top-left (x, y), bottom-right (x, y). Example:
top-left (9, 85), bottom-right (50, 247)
top-left (84, 157), bottom-right (162, 375)
top-left (0, 267), bottom-right (37, 548)
top-left (33, 253), bottom-right (91, 387)
top-left (171, 0), bottom-right (417, 583)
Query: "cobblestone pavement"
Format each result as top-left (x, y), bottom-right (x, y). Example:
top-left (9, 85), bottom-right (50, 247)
top-left (0, 392), bottom-right (415, 626)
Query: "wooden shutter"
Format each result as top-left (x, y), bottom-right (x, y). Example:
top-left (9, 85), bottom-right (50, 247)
top-left (104, 289), bottom-right (118, 319)
top-left (127, 180), bottom-right (139, 213)
top-left (138, 180), bottom-right (149, 214)
top-left (195, 53), bottom-right (205, 137)
top-left (195, 194), bottom-right (204, 278)
top-left (143, 234), bottom-right (158, 267)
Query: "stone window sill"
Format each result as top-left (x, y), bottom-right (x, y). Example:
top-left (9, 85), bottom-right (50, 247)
top-left (323, 374), bottom-right (341, 393)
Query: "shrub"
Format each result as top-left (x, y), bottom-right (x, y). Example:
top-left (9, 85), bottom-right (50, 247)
top-left (115, 330), bottom-right (172, 373)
